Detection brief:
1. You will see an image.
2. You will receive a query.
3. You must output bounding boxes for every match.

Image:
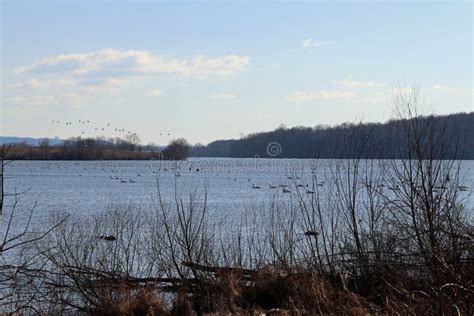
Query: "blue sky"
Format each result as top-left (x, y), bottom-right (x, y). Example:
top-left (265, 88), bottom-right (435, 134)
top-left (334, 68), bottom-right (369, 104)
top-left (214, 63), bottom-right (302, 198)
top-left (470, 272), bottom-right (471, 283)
top-left (1, 1), bottom-right (472, 144)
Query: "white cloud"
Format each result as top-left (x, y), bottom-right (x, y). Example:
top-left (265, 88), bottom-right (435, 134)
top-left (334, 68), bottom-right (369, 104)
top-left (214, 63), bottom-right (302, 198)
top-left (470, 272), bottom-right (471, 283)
top-left (362, 92), bottom-right (387, 104)
top-left (7, 77), bottom-right (126, 93)
top-left (8, 78), bottom-right (76, 90)
top-left (288, 90), bottom-right (355, 103)
top-left (147, 89), bottom-right (162, 97)
top-left (302, 38), bottom-right (329, 48)
top-left (209, 93), bottom-right (237, 99)
top-left (332, 77), bottom-right (386, 88)
top-left (7, 49), bottom-right (249, 109)
top-left (3, 95), bottom-right (56, 107)
top-left (15, 49), bottom-right (249, 78)
top-left (431, 84), bottom-right (458, 94)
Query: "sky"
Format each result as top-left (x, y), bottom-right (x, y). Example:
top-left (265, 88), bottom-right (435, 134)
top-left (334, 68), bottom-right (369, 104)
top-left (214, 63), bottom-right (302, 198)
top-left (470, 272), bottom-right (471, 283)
top-left (1, 1), bottom-right (473, 145)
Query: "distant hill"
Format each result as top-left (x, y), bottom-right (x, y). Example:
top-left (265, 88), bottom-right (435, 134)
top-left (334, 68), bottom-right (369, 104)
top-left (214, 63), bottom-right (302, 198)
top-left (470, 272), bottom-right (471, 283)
top-left (0, 136), bottom-right (64, 146)
top-left (191, 112), bottom-right (474, 159)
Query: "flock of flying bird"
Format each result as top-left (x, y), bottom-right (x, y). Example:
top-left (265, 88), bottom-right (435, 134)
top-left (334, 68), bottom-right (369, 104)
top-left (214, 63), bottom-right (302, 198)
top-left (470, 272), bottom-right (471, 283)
top-left (50, 119), bottom-right (172, 138)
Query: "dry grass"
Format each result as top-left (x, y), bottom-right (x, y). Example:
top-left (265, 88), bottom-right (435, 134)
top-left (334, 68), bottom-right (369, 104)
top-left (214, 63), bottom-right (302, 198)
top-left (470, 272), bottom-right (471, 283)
top-left (89, 290), bottom-right (169, 316)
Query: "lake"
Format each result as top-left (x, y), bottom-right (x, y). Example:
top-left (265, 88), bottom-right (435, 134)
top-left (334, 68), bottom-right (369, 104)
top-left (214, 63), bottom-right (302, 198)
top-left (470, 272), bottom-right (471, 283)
top-left (2, 158), bottom-right (473, 233)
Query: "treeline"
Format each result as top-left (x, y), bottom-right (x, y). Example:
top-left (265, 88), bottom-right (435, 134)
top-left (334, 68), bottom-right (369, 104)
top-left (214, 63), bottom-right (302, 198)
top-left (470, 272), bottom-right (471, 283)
top-left (5, 137), bottom-right (190, 161)
top-left (191, 112), bottom-right (474, 159)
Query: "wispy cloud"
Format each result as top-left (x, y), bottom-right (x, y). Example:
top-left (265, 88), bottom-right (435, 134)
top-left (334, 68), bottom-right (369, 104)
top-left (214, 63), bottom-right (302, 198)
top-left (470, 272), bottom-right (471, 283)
top-left (332, 77), bottom-right (386, 88)
top-left (431, 84), bottom-right (459, 94)
top-left (288, 90), bottom-right (355, 103)
top-left (147, 89), bottom-right (162, 97)
top-left (15, 49), bottom-right (249, 78)
top-left (302, 38), bottom-right (329, 48)
top-left (4, 95), bottom-right (56, 107)
top-left (209, 93), bottom-right (237, 100)
top-left (7, 78), bottom-right (75, 90)
top-left (362, 92), bottom-right (387, 104)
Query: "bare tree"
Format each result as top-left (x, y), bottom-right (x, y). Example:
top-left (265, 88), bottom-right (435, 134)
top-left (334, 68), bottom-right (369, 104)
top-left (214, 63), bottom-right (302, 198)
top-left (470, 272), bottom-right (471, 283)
top-left (124, 134), bottom-right (141, 152)
top-left (1, 145), bottom-right (66, 313)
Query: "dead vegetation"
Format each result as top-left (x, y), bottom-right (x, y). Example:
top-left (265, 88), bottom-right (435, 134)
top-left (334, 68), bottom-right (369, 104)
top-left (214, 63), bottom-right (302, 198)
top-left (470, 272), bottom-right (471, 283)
top-left (1, 89), bottom-right (473, 315)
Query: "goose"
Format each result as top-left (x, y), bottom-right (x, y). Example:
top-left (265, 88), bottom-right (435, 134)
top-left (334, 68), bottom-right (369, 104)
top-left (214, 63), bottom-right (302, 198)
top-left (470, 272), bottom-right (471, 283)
top-left (99, 235), bottom-right (116, 241)
top-left (297, 184), bottom-right (304, 188)
top-left (120, 179), bottom-right (127, 183)
top-left (283, 187), bottom-right (290, 193)
top-left (269, 185), bottom-right (277, 189)
top-left (306, 189), bottom-right (315, 194)
top-left (129, 179), bottom-right (135, 183)
top-left (252, 184), bottom-right (261, 189)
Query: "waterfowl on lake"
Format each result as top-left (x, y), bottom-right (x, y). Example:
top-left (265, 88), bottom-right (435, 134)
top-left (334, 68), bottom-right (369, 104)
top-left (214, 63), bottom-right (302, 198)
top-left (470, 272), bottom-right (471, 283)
top-left (99, 235), bottom-right (116, 241)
